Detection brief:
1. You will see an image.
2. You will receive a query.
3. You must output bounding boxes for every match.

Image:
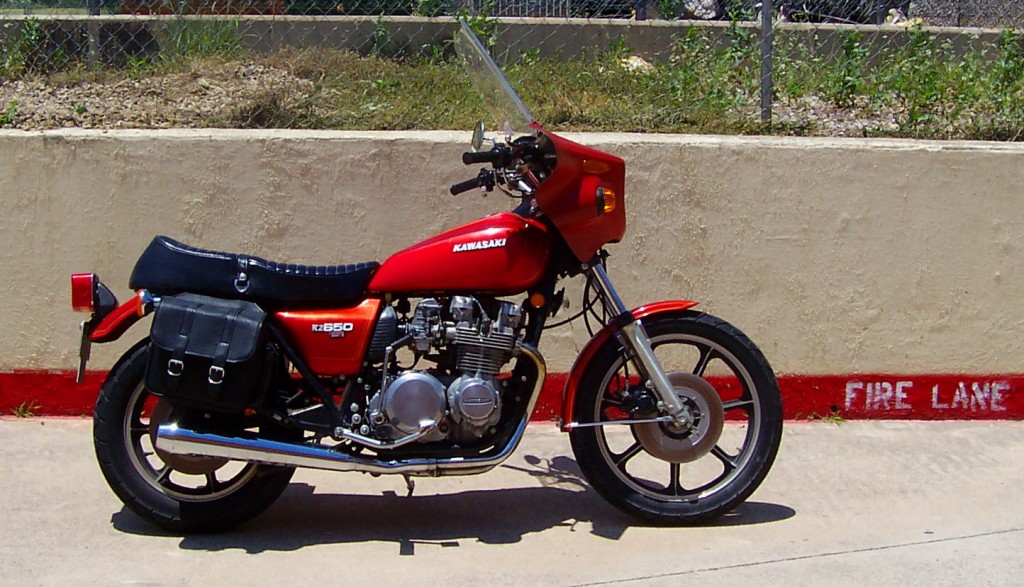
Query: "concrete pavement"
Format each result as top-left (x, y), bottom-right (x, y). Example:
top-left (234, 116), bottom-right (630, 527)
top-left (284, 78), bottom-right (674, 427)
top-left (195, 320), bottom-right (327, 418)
top-left (1, 419), bottom-right (1022, 586)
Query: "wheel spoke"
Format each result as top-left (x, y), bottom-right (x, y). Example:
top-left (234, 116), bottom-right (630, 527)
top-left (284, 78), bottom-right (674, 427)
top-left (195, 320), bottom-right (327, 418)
top-left (711, 445), bottom-right (737, 471)
top-left (693, 345), bottom-right (715, 377)
top-left (205, 472), bottom-right (220, 492)
top-left (668, 463), bottom-right (682, 497)
top-left (613, 441), bottom-right (643, 471)
top-left (722, 398), bottom-right (754, 411)
top-left (154, 466), bottom-right (171, 486)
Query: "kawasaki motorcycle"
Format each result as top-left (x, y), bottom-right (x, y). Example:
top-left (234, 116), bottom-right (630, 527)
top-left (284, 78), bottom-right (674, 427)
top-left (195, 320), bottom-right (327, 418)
top-left (70, 22), bottom-right (782, 532)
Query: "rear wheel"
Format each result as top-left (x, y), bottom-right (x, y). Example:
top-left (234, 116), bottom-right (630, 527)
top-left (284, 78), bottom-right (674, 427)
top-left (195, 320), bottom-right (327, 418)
top-left (569, 312), bottom-right (783, 525)
top-left (93, 341), bottom-right (295, 533)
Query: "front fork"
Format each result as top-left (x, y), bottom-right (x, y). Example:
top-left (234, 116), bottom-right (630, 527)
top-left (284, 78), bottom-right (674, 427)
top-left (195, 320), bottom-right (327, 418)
top-left (587, 263), bottom-right (691, 426)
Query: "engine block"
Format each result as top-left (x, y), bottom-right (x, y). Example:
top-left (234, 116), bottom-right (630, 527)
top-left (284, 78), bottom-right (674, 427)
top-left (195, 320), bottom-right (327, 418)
top-left (366, 296), bottom-right (523, 443)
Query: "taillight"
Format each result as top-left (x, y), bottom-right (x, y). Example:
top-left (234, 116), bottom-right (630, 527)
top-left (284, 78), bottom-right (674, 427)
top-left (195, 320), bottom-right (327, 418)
top-left (71, 273), bottom-right (119, 322)
top-left (71, 273), bottom-right (97, 313)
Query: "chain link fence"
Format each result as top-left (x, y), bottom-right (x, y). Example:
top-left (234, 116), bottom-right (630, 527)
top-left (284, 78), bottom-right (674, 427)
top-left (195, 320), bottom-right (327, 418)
top-left (0, 1), bottom-right (1021, 139)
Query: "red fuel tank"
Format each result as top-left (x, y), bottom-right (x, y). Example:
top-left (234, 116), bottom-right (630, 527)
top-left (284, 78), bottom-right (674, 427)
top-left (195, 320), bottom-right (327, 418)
top-left (368, 213), bottom-right (550, 295)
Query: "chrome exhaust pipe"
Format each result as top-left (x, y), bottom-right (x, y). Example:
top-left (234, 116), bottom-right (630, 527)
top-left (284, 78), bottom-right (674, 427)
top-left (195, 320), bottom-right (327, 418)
top-left (155, 343), bottom-right (546, 477)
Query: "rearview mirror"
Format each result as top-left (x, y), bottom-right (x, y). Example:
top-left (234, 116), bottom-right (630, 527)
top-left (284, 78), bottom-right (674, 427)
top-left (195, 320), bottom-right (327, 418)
top-left (471, 120), bottom-right (485, 152)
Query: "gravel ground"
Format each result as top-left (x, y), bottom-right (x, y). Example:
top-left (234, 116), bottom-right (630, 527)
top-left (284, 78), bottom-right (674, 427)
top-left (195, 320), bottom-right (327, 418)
top-left (0, 62), bottom-right (316, 130)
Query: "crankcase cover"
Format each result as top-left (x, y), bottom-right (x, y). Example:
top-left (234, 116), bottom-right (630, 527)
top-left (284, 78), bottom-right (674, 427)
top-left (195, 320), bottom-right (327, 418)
top-left (447, 376), bottom-right (501, 426)
top-left (383, 372), bottom-right (447, 435)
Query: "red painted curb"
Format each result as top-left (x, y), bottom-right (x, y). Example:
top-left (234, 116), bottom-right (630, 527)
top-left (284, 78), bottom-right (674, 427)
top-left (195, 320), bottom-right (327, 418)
top-left (1, 371), bottom-right (1021, 420)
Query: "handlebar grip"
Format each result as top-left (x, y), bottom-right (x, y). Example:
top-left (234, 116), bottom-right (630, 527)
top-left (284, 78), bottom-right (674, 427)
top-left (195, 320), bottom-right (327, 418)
top-left (462, 150), bottom-right (501, 165)
top-left (449, 176), bottom-right (482, 196)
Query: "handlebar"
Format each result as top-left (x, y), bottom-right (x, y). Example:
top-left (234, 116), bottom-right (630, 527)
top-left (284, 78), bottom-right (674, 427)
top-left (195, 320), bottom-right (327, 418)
top-left (462, 146), bottom-right (513, 167)
top-left (450, 175), bottom-right (484, 195)
top-left (450, 168), bottom-right (496, 196)
top-left (462, 150), bottom-right (500, 165)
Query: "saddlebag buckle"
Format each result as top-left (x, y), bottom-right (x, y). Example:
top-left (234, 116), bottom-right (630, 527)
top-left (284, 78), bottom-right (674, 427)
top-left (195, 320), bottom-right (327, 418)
top-left (167, 359), bottom-right (184, 377)
top-left (208, 365), bottom-right (225, 385)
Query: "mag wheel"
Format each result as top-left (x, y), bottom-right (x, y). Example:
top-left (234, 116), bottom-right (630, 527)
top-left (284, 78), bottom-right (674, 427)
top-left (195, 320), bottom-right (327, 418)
top-left (93, 341), bottom-right (294, 533)
top-left (569, 312), bottom-right (783, 525)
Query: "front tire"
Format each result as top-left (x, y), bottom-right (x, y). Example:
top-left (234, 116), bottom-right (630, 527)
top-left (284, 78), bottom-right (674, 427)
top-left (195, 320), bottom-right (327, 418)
top-left (569, 312), bottom-right (783, 525)
top-left (93, 341), bottom-right (295, 533)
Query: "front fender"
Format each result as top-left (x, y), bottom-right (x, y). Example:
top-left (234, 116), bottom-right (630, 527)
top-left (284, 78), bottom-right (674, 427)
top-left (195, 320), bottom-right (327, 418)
top-left (560, 300), bottom-right (699, 431)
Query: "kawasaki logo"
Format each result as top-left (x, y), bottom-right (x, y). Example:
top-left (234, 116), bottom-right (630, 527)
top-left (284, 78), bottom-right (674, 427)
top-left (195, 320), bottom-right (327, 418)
top-left (452, 238), bottom-right (507, 253)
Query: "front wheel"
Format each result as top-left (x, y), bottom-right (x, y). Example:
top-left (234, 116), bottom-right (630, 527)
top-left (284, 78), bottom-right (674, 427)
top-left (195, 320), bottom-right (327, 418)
top-left (93, 341), bottom-right (295, 533)
top-left (569, 311), bottom-right (783, 525)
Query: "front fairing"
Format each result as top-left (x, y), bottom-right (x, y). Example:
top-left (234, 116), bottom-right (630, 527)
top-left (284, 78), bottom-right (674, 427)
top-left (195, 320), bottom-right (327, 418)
top-left (532, 124), bottom-right (626, 261)
top-left (457, 21), bottom-right (627, 262)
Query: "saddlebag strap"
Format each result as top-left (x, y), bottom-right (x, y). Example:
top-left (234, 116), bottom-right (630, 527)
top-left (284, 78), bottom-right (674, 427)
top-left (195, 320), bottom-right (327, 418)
top-left (208, 305), bottom-right (244, 397)
top-left (167, 304), bottom-right (198, 392)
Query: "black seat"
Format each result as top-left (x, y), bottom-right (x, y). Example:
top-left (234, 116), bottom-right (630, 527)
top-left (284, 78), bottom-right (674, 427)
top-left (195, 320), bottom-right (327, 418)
top-left (129, 236), bottom-right (379, 308)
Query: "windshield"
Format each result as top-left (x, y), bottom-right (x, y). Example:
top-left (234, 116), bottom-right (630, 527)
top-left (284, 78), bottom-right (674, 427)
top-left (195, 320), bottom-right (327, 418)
top-left (455, 21), bottom-right (535, 138)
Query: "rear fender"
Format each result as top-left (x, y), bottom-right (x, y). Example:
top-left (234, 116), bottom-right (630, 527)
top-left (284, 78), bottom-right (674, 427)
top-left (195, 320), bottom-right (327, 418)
top-left (89, 293), bottom-right (150, 343)
top-left (560, 300), bottom-right (699, 431)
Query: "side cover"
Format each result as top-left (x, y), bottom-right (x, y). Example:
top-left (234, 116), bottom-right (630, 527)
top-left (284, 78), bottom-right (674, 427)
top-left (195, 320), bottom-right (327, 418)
top-left (273, 299), bottom-right (383, 376)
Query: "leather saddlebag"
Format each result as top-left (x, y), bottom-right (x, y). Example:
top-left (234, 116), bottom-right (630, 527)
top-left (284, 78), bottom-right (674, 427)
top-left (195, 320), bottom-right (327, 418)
top-left (146, 293), bottom-right (270, 413)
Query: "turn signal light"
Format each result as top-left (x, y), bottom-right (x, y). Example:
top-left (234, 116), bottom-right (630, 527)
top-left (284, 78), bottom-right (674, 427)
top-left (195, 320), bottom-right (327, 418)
top-left (529, 292), bottom-right (546, 308)
top-left (596, 187), bottom-right (617, 215)
top-left (583, 160), bottom-right (611, 174)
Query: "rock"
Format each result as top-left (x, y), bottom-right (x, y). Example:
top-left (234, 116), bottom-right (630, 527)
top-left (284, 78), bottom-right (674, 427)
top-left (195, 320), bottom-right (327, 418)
top-left (620, 55), bottom-right (657, 75)
top-left (682, 0), bottom-right (720, 19)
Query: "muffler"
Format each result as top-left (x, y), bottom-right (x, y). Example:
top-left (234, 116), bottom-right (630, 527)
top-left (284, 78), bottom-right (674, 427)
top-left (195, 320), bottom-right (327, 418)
top-left (155, 343), bottom-right (545, 477)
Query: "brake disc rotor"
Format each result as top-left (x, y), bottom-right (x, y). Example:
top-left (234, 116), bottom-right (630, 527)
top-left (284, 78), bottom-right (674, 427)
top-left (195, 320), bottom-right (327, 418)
top-left (149, 400), bottom-right (228, 475)
top-left (634, 372), bottom-right (725, 464)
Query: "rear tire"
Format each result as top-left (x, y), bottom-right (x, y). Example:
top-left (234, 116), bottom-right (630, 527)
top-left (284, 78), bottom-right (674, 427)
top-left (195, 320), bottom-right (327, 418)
top-left (569, 312), bottom-right (782, 525)
top-left (93, 341), bottom-right (294, 533)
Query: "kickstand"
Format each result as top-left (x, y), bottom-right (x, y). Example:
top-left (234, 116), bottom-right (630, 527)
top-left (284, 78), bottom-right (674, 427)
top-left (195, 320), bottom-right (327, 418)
top-left (402, 474), bottom-right (415, 497)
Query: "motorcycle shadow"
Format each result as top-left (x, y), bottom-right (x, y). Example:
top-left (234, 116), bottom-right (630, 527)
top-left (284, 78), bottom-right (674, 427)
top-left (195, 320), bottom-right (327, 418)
top-left (111, 455), bottom-right (794, 554)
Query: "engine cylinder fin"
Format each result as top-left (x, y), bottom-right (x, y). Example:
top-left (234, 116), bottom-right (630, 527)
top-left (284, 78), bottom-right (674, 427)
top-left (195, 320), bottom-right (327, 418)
top-left (453, 326), bottom-right (516, 377)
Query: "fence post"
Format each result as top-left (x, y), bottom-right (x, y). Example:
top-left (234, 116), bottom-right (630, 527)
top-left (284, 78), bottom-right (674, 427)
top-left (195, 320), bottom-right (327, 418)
top-left (85, 0), bottom-right (101, 67)
top-left (873, 0), bottom-right (886, 24)
top-left (760, 0), bottom-right (773, 124)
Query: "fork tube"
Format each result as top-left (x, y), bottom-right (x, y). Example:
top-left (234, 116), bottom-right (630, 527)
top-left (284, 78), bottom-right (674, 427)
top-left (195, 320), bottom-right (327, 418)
top-left (588, 264), bottom-right (687, 420)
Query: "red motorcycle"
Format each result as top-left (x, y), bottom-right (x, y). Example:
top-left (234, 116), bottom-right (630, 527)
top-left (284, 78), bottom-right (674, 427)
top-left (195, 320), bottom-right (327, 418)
top-left (70, 23), bottom-right (782, 532)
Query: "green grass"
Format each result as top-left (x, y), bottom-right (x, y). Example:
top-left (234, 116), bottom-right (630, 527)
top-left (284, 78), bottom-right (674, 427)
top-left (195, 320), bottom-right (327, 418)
top-left (1, 20), bottom-right (1023, 140)
top-left (160, 19), bottom-right (247, 64)
top-left (10, 400), bottom-right (41, 418)
top-left (805, 410), bottom-right (846, 425)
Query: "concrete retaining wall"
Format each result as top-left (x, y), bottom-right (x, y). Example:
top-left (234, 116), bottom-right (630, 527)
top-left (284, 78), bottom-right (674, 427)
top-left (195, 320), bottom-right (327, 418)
top-left (2, 128), bottom-right (1023, 418)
